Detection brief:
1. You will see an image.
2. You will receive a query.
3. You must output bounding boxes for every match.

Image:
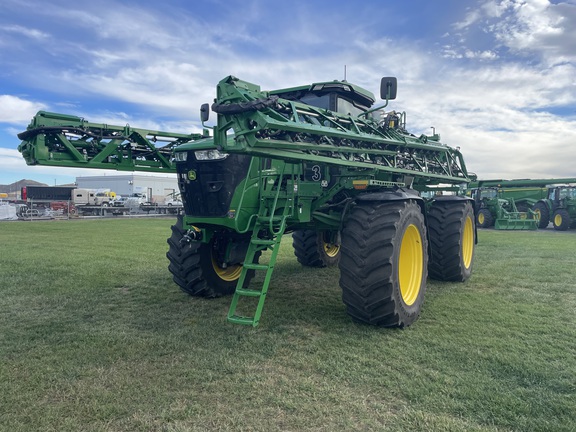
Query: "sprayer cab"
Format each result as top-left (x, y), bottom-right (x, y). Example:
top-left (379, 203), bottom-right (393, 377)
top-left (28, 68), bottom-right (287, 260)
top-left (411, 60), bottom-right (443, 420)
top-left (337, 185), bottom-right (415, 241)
top-left (200, 77), bottom-right (398, 122)
top-left (269, 77), bottom-right (397, 117)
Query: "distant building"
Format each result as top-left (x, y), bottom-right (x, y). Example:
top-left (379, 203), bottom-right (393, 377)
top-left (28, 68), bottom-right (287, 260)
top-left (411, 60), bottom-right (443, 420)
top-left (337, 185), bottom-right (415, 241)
top-left (76, 174), bottom-right (178, 203)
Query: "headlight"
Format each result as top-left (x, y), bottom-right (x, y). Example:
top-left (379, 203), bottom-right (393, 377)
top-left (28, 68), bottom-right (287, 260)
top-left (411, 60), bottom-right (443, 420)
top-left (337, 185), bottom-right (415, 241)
top-left (195, 149), bottom-right (229, 160)
top-left (174, 152), bottom-right (188, 162)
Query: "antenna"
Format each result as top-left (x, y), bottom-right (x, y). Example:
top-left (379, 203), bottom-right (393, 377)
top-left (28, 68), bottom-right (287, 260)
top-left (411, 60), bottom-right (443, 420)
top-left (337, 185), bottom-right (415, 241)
top-left (344, 65), bottom-right (347, 81)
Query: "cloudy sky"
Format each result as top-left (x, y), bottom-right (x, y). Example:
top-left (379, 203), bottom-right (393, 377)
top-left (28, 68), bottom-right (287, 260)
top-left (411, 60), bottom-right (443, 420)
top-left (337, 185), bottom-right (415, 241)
top-left (1, 0), bottom-right (575, 186)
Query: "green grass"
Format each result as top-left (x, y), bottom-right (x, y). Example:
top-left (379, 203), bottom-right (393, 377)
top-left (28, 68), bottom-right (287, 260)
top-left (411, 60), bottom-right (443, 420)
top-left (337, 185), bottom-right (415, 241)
top-left (1, 219), bottom-right (575, 431)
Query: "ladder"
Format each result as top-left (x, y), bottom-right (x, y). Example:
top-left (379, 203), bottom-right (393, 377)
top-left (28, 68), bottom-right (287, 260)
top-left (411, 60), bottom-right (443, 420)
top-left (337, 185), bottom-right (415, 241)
top-left (227, 163), bottom-right (295, 326)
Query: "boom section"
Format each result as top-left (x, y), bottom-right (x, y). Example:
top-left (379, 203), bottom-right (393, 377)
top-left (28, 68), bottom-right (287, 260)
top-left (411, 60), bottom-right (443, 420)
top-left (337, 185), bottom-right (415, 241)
top-left (470, 178), bottom-right (576, 188)
top-left (17, 111), bottom-right (204, 173)
top-left (212, 76), bottom-right (473, 187)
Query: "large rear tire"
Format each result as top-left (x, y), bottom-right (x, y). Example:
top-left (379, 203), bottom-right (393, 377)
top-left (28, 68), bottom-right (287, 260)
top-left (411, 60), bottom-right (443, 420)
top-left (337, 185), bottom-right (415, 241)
top-left (339, 200), bottom-right (428, 328)
top-left (428, 200), bottom-right (475, 282)
top-left (166, 217), bottom-right (256, 297)
top-left (532, 202), bottom-right (550, 229)
top-left (553, 209), bottom-right (571, 231)
top-left (292, 230), bottom-right (340, 267)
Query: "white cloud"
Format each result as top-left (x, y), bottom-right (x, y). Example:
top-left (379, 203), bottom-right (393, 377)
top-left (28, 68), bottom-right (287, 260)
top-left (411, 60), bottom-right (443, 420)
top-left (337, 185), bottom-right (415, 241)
top-left (0, 24), bottom-right (49, 40)
top-left (446, 1), bottom-right (576, 65)
top-left (0, 147), bottom-right (27, 164)
top-left (0, 96), bottom-right (46, 123)
top-left (464, 50), bottom-right (499, 59)
top-left (454, 8), bottom-right (483, 30)
top-left (486, 0), bottom-right (576, 63)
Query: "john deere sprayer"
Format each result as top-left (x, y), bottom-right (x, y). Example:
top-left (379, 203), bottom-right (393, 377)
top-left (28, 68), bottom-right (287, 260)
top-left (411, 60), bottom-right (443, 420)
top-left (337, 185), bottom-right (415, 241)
top-left (18, 75), bottom-right (477, 327)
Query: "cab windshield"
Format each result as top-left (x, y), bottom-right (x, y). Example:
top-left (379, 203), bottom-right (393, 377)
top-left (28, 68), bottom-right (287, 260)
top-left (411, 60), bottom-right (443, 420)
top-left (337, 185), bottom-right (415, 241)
top-left (299, 93), bottom-right (371, 117)
top-left (480, 189), bottom-right (498, 200)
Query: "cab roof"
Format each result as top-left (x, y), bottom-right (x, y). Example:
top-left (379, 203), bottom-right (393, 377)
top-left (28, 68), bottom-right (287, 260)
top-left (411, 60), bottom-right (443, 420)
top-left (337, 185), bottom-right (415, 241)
top-left (270, 80), bottom-right (376, 108)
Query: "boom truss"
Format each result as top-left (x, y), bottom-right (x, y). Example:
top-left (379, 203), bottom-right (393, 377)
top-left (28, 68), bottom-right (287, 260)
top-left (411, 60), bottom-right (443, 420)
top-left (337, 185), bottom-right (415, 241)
top-left (212, 76), bottom-right (474, 187)
top-left (17, 111), bottom-right (202, 173)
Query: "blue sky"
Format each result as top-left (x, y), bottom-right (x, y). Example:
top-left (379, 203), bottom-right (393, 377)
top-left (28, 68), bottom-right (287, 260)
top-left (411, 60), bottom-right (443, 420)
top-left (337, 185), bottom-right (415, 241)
top-left (1, 0), bottom-right (575, 185)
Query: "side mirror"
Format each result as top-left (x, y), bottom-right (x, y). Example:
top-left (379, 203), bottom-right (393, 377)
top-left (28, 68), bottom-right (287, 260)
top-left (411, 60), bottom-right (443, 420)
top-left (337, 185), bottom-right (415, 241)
top-left (380, 77), bottom-right (397, 100)
top-left (200, 103), bottom-right (210, 122)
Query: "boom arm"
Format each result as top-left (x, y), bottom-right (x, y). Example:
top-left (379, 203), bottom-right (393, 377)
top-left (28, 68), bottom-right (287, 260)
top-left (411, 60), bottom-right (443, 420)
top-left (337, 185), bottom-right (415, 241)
top-left (17, 111), bottom-right (204, 173)
top-left (470, 178), bottom-right (576, 188)
top-left (211, 76), bottom-right (474, 187)
top-left (18, 77), bottom-right (475, 188)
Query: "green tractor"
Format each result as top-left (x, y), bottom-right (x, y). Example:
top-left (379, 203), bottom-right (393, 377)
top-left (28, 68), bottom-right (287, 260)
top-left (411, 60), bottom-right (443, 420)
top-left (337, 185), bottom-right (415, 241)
top-left (468, 186), bottom-right (538, 230)
top-left (18, 75), bottom-right (477, 327)
top-left (467, 178), bottom-right (576, 230)
top-left (533, 185), bottom-right (576, 231)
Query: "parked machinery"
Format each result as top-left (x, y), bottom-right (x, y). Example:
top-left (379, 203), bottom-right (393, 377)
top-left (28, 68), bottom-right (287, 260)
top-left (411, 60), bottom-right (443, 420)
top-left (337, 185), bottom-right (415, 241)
top-left (18, 75), bottom-right (477, 327)
top-left (468, 186), bottom-right (539, 230)
top-left (534, 184), bottom-right (576, 231)
top-left (468, 178), bottom-right (576, 230)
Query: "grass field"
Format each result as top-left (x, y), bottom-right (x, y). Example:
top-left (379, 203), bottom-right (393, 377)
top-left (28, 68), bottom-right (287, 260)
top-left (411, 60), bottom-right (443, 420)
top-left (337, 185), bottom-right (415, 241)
top-left (1, 218), bottom-right (575, 431)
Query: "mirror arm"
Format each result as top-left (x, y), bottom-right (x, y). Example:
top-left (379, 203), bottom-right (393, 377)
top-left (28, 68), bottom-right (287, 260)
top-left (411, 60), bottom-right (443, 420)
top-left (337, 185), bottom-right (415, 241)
top-left (359, 99), bottom-right (389, 118)
top-left (200, 103), bottom-right (213, 134)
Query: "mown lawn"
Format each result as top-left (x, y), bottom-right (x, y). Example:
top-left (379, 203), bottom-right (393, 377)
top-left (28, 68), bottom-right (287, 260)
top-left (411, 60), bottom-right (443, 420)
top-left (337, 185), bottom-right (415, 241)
top-left (0, 218), bottom-right (574, 431)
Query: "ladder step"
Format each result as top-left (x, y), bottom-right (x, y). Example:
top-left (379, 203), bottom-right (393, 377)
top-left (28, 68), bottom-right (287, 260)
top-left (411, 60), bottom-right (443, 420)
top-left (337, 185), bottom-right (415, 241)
top-left (250, 239), bottom-right (277, 246)
top-left (257, 216), bottom-right (284, 223)
top-left (227, 315), bottom-right (258, 326)
top-left (235, 287), bottom-right (265, 297)
top-left (243, 263), bottom-right (270, 271)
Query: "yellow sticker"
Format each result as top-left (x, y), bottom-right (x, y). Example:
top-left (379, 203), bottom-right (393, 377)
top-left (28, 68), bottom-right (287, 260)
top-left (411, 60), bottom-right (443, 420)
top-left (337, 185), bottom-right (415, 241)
top-left (188, 170), bottom-right (197, 181)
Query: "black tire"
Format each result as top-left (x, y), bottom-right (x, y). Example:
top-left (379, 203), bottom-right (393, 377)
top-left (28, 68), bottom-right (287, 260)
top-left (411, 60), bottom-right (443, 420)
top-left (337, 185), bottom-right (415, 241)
top-left (532, 202), bottom-right (550, 229)
top-left (101, 202), bottom-right (109, 208)
top-left (476, 208), bottom-right (493, 228)
top-left (428, 200), bottom-right (475, 282)
top-left (292, 230), bottom-right (340, 267)
top-left (552, 209), bottom-right (571, 231)
top-left (166, 217), bottom-right (257, 297)
top-left (339, 200), bottom-right (428, 328)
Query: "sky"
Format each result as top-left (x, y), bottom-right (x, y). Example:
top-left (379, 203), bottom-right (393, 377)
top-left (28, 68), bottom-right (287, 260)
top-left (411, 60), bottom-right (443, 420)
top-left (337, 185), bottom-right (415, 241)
top-left (1, 0), bottom-right (575, 186)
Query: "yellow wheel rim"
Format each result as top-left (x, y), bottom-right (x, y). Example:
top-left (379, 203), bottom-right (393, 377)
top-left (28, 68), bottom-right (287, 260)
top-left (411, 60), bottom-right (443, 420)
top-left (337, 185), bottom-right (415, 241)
top-left (478, 213), bottom-right (485, 225)
top-left (399, 224), bottom-right (423, 306)
top-left (323, 241), bottom-right (340, 258)
top-left (534, 209), bottom-right (541, 220)
top-left (462, 215), bottom-right (474, 269)
top-left (211, 256), bottom-right (242, 282)
top-left (554, 214), bottom-right (562, 227)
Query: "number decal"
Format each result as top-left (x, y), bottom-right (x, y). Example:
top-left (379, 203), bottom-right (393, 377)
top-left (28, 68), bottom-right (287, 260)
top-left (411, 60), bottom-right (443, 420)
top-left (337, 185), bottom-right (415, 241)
top-left (311, 165), bottom-right (321, 181)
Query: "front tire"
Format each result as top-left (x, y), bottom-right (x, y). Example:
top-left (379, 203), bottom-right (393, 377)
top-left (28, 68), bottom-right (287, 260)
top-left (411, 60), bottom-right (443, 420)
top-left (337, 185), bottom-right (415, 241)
top-left (428, 200), bottom-right (475, 282)
top-left (292, 230), bottom-right (340, 267)
top-left (166, 217), bottom-right (256, 297)
top-left (532, 202), bottom-right (550, 229)
top-left (476, 208), bottom-right (493, 228)
top-left (339, 200), bottom-right (428, 328)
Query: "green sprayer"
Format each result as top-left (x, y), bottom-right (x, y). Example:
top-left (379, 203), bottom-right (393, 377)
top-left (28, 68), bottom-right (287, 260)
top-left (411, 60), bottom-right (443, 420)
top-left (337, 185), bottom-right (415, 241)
top-left (18, 76), bottom-right (477, 327)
